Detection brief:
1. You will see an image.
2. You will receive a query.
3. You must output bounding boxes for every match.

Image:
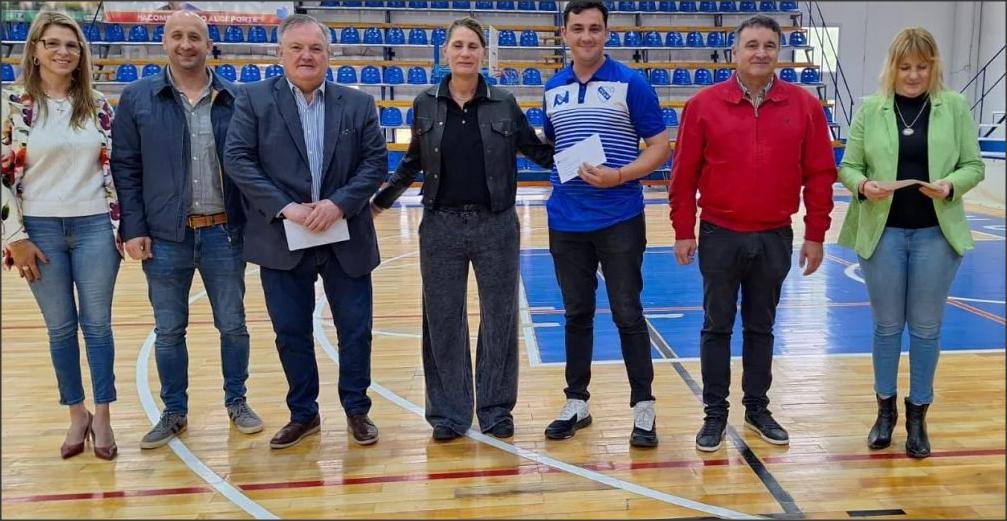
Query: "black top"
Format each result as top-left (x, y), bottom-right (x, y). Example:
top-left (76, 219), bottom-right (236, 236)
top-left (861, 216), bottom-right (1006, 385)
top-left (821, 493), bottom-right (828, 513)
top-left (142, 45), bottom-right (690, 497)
top-left (887, 93), bottom-right (938, 229)
top-left (434, 75), bottom-right (491, 209)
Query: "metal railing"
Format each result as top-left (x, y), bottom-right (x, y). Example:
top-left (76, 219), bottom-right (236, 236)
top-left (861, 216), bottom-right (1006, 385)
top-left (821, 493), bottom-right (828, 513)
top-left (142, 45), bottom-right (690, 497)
top-left (960, 45), bottom-right (1005, 138)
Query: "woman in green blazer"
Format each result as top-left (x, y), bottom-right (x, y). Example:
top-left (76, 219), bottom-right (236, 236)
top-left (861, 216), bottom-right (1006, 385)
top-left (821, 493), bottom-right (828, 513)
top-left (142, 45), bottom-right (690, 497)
top-left (837, 27), bottom-right (984, 459)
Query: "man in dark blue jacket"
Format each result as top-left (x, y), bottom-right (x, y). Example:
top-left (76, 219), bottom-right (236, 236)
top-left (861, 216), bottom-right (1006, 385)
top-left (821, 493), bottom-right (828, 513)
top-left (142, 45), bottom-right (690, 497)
top-left (111, 11), bottom-right (261, 449)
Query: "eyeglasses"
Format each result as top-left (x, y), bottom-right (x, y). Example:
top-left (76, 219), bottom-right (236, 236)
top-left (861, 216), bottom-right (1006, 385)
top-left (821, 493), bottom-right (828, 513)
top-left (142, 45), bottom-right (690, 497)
top-left (38, 39), bottom-right (82, 54)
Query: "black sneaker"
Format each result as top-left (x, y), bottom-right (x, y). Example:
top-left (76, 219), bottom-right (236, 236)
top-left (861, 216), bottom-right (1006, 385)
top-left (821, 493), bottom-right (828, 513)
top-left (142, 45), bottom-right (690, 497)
top-left (744, 409), bottom-right (789, 445)
top-left (484, 419), bottom-right (514, 439)
top-left (544, 399), bottom-right (592, 440)
top-left (695, 416), bottom-right (727, 452)
top-left (432, 424), bottom-right (461, 441)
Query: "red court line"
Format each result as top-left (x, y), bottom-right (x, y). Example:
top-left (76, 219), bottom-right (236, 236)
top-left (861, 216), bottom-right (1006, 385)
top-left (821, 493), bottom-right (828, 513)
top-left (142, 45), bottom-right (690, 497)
top-left (4, 448), bottom-right (1001, 504)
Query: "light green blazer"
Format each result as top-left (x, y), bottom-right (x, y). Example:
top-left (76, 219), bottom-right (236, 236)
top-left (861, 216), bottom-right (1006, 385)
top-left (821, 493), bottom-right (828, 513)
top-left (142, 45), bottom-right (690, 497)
top-left (837, 89), bottom-right (985, 258)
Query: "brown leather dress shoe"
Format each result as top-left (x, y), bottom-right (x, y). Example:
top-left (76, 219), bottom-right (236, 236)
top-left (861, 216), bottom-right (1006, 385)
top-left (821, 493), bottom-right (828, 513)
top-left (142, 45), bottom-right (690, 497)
top-left (346, 414), bottom-right (379, 445)
top-left (269, 415), bottom-right (321, 449)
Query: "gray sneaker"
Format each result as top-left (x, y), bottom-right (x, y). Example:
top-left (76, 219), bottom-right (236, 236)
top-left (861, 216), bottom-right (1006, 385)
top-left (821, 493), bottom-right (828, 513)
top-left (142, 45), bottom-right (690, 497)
top-left (141, 411), bottom-right (188, 449)
top-left (227, 399), bottom-right (264, 434)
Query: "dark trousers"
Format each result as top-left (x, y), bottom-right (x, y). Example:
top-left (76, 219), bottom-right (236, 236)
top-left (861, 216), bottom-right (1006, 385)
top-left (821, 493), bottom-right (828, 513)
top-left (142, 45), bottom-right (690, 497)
top-left (419, 207), bottom-right (520, 433)
top-left (260, 247), bottom-right (373, 424)
top-left (697, 221), bottom-right (793, 419)
top-left (549, 213), bottom-right (654, 407)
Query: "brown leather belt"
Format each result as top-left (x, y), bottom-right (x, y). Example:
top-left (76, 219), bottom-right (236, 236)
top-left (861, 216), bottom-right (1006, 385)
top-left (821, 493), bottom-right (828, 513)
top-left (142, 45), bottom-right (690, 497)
top-left (186, 212), bottom-right (227, 229)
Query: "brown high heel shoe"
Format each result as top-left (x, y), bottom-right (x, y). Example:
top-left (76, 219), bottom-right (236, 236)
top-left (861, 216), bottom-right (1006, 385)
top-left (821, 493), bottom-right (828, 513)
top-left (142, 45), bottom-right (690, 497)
top-left (92, 419), bottom-right (118, 460)
top-left (60, 412), bottom-right (93, 459)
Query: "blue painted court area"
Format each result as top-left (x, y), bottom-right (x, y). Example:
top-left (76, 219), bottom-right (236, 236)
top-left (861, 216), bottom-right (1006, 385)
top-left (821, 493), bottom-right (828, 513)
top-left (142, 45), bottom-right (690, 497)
top-left (522, 217), bottom-right (1005, 364)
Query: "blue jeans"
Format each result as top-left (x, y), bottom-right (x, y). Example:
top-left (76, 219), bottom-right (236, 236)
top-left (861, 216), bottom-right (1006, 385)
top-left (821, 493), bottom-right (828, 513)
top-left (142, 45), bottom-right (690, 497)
top-left (23, 214), bottom-right (120, 405)
top-left (142, 225), bottom-right (248, 416)
top-left (859, 226), bottom-right (962, 405)
top-left (260, 246), bottom-right (373, 424)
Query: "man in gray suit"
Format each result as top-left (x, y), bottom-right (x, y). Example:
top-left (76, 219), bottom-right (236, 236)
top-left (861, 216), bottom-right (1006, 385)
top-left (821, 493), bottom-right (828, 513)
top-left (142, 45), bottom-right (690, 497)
top-left (224, 14), bottom-right (387, 449)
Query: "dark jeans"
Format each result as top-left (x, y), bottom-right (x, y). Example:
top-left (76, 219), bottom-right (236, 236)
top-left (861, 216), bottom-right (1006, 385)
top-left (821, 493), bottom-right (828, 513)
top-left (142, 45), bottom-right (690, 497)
top-left (548, 212), bottom-right (654, 407)
top-left (142, 225), bottom-right (248, 415)
top-left (419, 206), bottom-right (520, 433)
top-left (260, 247), bottom-right (373, 424)
top-left (697, 221), bottom-right (793, 419)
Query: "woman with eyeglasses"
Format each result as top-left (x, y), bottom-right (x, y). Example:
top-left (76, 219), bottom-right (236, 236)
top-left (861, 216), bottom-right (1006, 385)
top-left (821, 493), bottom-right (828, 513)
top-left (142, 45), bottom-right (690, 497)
top-left (2, 11), bottom-right (121, 460)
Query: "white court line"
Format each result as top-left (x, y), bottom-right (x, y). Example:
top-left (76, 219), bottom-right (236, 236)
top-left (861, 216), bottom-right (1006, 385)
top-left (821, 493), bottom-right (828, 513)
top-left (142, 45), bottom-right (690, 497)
top-left (312, 268), bottom-right (763, 520)
top-left (844, 262), bottom-right (1006, 304)
top-left (135, 269), bottom-right (278, 520)
top-left (519, 274), bottom-right (544, 367)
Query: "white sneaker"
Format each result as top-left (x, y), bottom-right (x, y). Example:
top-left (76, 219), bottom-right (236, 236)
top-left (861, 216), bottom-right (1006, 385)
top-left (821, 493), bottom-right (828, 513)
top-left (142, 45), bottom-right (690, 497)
top-left (633, 400), bottom-right (656, 431)
top-left (544, 399), bottom-right (592, 440)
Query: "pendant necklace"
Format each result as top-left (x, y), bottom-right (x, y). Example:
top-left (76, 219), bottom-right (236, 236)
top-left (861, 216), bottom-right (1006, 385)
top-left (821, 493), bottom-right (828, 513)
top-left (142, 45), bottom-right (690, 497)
top-left (894, 95), bottom-right (929, 136)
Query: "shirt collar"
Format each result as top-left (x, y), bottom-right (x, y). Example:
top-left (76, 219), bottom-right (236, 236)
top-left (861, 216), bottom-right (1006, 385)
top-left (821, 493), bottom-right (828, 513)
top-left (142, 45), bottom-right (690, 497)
top-left (561, 54), bottom-right (613, 84)
top-left (435, 73), bottom-right (489, 101)
top-left (735, 73), bottom-right (774, 100)
top-left (166, 65), bottom-right (213, 95)
top-left (287, 79), bottom-right (326, 102)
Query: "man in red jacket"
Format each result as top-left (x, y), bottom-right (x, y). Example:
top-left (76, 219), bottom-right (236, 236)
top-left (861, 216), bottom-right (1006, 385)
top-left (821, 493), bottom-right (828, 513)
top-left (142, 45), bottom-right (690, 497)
top-left (669, 15), bottom-right (837, 452)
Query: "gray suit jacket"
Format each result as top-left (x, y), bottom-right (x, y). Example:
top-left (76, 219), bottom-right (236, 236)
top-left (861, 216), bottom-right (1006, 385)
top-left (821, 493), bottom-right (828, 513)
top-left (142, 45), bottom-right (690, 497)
top-left (224, 77), bottom-right (387, 275)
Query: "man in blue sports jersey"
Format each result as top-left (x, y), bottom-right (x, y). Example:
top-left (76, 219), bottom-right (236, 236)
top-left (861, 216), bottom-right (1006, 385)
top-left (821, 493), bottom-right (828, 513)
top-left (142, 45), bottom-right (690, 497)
top-left (541, 0), bottom-right (671, 448)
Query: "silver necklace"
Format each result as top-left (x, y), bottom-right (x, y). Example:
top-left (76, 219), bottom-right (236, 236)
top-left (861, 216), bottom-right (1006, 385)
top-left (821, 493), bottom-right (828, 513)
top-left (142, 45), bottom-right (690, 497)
top-left (894, 95), bottom-right (929, 136)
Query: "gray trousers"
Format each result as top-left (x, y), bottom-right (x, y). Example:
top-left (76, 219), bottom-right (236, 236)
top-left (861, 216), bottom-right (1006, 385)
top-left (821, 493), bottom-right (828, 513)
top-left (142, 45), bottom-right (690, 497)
top-left (419, 206), bottom-right (520, 433)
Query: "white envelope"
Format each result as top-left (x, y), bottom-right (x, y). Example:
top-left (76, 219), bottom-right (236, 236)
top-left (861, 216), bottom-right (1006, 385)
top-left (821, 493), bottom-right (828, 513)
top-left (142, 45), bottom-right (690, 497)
top-left (554, 133), bottom-right (608, 183)
top-left (283, 219), bottom-right (350, 251)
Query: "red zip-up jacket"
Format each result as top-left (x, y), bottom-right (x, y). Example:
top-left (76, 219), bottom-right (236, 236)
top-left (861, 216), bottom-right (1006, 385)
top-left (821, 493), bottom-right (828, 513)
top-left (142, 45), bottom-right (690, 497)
top-left (669, 76), bottom-right (837, 242)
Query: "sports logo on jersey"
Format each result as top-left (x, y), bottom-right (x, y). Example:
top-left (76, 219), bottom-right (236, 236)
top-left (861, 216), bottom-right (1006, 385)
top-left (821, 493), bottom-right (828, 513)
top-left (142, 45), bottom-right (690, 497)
top-left (597, 86), bottom-right (613, 101)
top-left (553, 90), bottom-right (570, 106)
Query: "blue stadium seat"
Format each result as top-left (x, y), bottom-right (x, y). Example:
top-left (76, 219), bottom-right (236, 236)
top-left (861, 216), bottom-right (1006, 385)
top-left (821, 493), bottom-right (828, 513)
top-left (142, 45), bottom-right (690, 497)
top-left (83, 24), bottom-right (101, 42)
top-left (526, 107), bottom-right (544, 126)
top-left (326, 67), bottom-right (334, 82)
top-left (678, 0), bottom-right (697, 11)
top-left (387, 0), bottom-right (405, 6)
top-left (623, 31), bottom-right (641, 47)
top-left (141, 63), bottom-right (162, 78)
top-left (265, 64), bottom-right (284, 78)
top-left (208, 25), bottom-right (221, 42)
top-left (780, 0), bottom-right (798, 9)
top-left (476, 1), bottom-right (494, 8)
top-left (129, 25), bottom-right (149, 42)
top-left (343, 1), bottom-right (362, 5)
top-left (500, 67), bottom-right (520, 85)
top-left (789, 31), bottom-right (807, 46)
top-left (823, 106), bottom-right (833, 123)
top-left (607, 32), bottom-right (621, 47)
top-left (430, 67), bottom-right (446, 84)
top-left (650, 68), bottom-right (670, 85)
top-left (409, 1), bottom-right (425, 7)
top-left (239, 64), bottom-right (261, 83)
top-left (539, 1), bottom-right (558, 9)
top-left (781, 32), bottom-right (789, 47)
top-left (406, 107), bottom-right (414, 125)
top-left (366, 1), bottom-right (385, 6)
top-left (759, 0), bottom-right (776, 10)
top-left (10, 22), bottom-right (29, 41)
top-left (520, 30), bottom-right (539, 47)
top-left (363, 27), bottom-right (383, 44)
top-left (2, 64), bottom-right (16, 82)
top-left (523, 68), bottom-right (539, 85)
top-left (453, 1), bottom-right (471, 8)
top-left (248, 25), bottom-right (268, 43)
top-left (699, 1), bottom-right (717, 11)
top-left (407, 66), bottom-right (428, 84)
top-left (659, 1), bottom-right (677, 11)
top-left (726, 31), bottom-right (735, 46)
top-left (386, 27), bottom-right (405, 44)
top-left (714, 67), bottom-right (732, 82)
top-left (337, 65), bottom-right (357, 83)
top-left (686, 31), bottom-right (704, 47)
top-left (329, 27), bottom-right (338, 43)
top-left (662, 107), bottom-right (678, 126)
top-left (383, 65), bottom-right (404, 84)
top-left (498, 30), bottom-right (517, 46)
top-left (482, 69), bottom-right (497, 85)
top-left (320, 1), bottom-right (338, 5)
top-left (105, 24), bottom-right (125, 42)
top-left (224, 25), bottom-right (243, 43)
top-left (431, 27), bottom-right (447, 46)
top-left (518, 1), bottom-right (536, 9)
top-left (644, 31), bottom-right (662, 47)
top-left (739, 0), bottom-right (757, 10)
top-left (778, 67), bottom-right (797, 82)
top-left (431, 1), bottom-right (449, 8)
top-left (115, 64), bottom-right (138, 82)
top-left (707, 31), bottom-right (723, 47)
top-left (215, 64), bottom-right (236, 81)
top-left (341, 27), bottom-right (360, 44)
top-left (719, 1), bottom-right (737, 10)
top-left (617, 1), bottom-right (636, 10)
top-left (380, 107), bottom-right (403, 127)
top-left (665, 31), bottom-right (684, 47)
top-left (152, 25), bottom-right (164, 42)
top-left (496, 1), bottom-right (515, 8)
top-left (360, 65), bottom-right (381, 84)
top-left (408, 28), bottom-right (428, 45)
top-left (672, 67), bottom-right (692, 85)
top-left (694, 68), bottom-right (713, 85)
top-left (640, 1), bottom-right (657, 11)
top-left (800, 67), bottom-right (820, 84)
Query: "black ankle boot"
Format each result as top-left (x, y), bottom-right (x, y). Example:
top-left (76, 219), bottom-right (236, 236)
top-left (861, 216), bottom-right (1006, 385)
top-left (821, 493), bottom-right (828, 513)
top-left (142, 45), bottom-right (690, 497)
top-left (867, 394), bottom-right (898, 449)
top-left (904, 398), bottom-right (931, 458)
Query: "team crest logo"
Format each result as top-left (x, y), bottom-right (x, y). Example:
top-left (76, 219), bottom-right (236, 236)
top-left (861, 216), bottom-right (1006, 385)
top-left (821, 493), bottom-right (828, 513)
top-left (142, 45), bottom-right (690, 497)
top-left (597, 86), bottom-right (613, 100)
top-left (553, 91), bottom-right (570, 106)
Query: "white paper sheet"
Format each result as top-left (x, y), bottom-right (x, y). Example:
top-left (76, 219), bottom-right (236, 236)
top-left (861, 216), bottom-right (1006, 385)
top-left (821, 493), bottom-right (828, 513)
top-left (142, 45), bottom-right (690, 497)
top-left (554, 133), bottom-right (608, 183)
top-left (283, 219), bottom-right (350, 251)
top-left (874, 179), bottom-right (940, 191)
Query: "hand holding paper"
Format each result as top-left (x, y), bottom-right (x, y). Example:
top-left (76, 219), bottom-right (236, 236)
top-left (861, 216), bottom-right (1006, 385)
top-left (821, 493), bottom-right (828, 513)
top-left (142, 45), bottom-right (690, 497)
top-left (554, 133), bottom-right (607, 183)
top-left (283, 219), bottom-right (350, 251)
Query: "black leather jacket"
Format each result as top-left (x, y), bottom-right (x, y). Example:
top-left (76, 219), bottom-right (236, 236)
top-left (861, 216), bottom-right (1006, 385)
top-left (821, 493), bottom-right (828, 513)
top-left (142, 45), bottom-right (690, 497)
top-left (373, 77), bottom-right (553, 211)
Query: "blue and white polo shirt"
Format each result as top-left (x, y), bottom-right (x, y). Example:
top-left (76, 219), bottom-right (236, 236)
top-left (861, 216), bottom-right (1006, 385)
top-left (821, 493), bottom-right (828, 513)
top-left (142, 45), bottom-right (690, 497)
top-left (543, 56), bottom-right (664, 233)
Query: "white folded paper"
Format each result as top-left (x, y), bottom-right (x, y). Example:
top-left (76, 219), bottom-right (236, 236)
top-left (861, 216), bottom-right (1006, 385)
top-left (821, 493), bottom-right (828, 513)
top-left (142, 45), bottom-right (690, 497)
top-left (874, 179), bottom-right (940, 191)
top-left (554, 133), bottom-right (608, 183)
top-left (283, 218), bottom-right (350, 251)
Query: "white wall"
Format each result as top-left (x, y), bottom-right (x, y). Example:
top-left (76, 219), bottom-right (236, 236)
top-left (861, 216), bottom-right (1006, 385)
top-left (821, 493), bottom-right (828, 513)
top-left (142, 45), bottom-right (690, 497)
top-left (814, 1), bottom-right (1005, 132)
